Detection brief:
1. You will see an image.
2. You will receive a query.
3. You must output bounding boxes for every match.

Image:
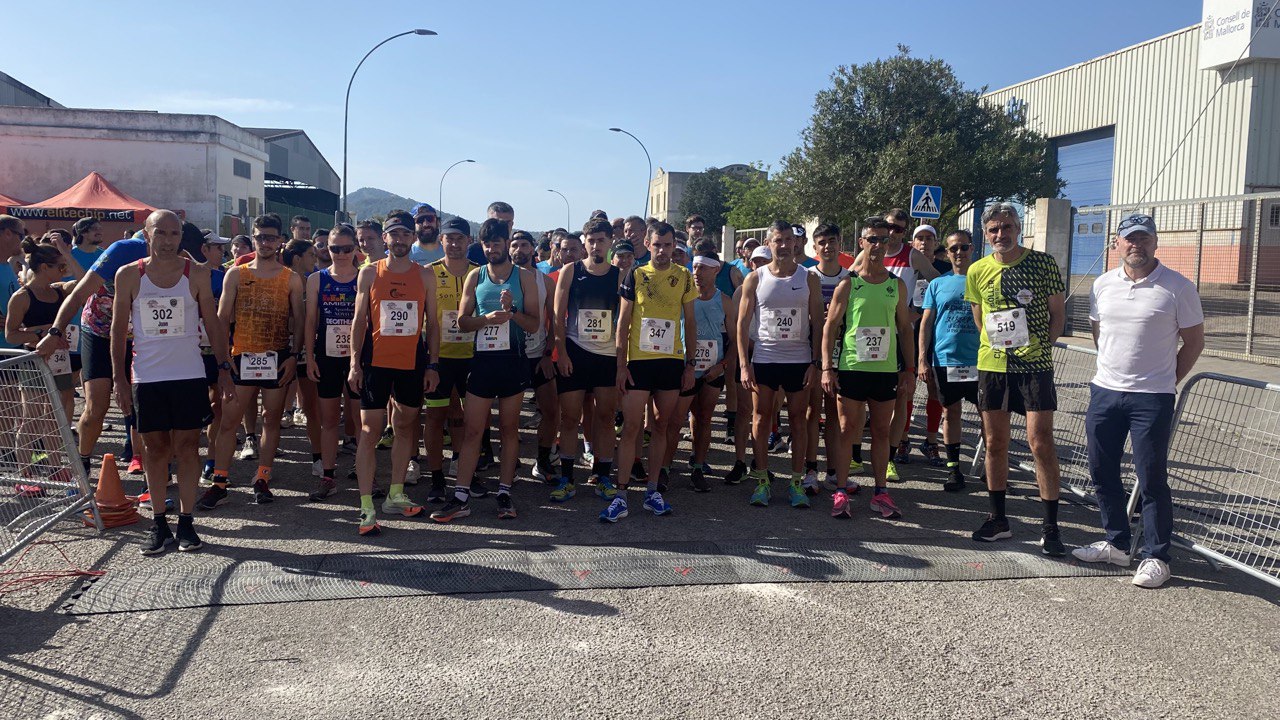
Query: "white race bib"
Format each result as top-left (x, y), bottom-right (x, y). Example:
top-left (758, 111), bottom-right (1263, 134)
top-left (855, 326), bottom-right (890, 363)
top-left (66, 324), bottom-right (80, 351)
top-left (639, 316), bottom-right (676, 355)
top-left (139, 296), bottom-right (186, 337)
top-left (476, 321), bottom-right (511, 352)
top-left (197, 319), bottom-right (210, 348)
top-left (578, 309), bottom-right (613, 343)
top-left (441, 309), bottom-right (471, 345)
top-left (946, 365), bottom-right (978, 383)
top-left (759, 307), bottom-right (804, 342)
top-left (913, 279), bottom-right (929, 307)
top-left (240, 351), bottom-right (277, 381)
top-left (48, 348), bottom-right (71, 376)
top-left (985, 309), bottom-right (1029, 349)
top-left (325, 323), bottom-right (352, 357)
top-left (694, 339), bottom-right (718, 372)
top-left (379, 300), bottom-right (419, 336)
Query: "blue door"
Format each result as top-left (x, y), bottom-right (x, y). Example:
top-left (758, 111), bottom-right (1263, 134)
top-left (1055, 128), bottom-right (1115, 275)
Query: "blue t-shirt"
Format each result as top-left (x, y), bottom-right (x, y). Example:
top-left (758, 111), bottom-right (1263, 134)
top-left (71, 246), bottom-right (104, 275)
top-left (0, 263), bottom-right (20, 349)
top-left (89, 238), bottom-right (148, 282)
top-left (798, 256), bottom-right (818, 268)
top-left (920, 272), bottom-right (979, 367)
top-left (409, 242), bottom-right (445, 266)
top-left (210, 267), bottom-right (225, 299)
top-left (465, 242), bottom-right (487, 265)
top-left (535, 260), bottom-right (555, 274)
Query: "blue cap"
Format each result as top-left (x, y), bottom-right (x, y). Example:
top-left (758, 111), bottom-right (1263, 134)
top-left (411, 202), bottom-right (437, 218)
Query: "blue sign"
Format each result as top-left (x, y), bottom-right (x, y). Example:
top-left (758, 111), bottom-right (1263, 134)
top-left (910, 185), bottom-right (942, 219)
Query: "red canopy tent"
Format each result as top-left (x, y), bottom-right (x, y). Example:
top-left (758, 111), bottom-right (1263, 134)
top-left (7, 172), bottom-right (156, 237)
top-left (0, 192), bottom-right (27, 206)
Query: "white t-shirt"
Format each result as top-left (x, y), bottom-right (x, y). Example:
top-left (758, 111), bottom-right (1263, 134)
top-left (1089, 262), bottom-right (1203, 394)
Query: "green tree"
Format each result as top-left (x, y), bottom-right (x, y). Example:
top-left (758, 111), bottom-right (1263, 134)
top-left (677, 167), bottom-right (728, 229)
top-left (778, 45), bottom-right (1062, 231)
top-left (723, 164), bottom-right (793, 229)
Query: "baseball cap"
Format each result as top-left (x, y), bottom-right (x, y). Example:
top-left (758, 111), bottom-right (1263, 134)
top-left (440, 217), bottom-right (471, 237)
top-left (202, 229), bottom-right (230, 244)
top-left (750, 246), bottom-right (773, 261)
top-left (612, 240), bottom-right (635, 255)
top-left (912, 224), bottom-right (937, 239)
top-left (383, 211), bottom-right (414, 234)
top-left (742, 236), bottom-right (762, 248)
top-left (792, 224), bottom-right (807, 238)
top-left (410, 202), bottom-right (438, 219)
top-left (1118, 214), bottom-right (1156, 237)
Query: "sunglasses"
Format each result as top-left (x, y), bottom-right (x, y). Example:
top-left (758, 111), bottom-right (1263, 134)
top-left (253, 235), bottom-right (282, 242)
top-left (863, 236), bottom-right (886, 244)
top-left (886, 223), bottom-right (905, 233)
top-left (329, 245), bottom-right (356, 254)
top-left (948, 244), bottom-right (972, 253)
top-left (415, 216), bottom-right (437, 224)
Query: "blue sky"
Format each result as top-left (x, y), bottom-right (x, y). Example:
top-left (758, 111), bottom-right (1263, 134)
top-left (7, 0), bottom-right (1203, 229)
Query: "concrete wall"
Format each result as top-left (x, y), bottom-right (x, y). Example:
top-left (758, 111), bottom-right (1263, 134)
top-left (0, 106), bottom-right (267, 231)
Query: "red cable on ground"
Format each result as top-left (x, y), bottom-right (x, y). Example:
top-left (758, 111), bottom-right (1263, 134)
top-left (0, 540), bottom-right (105, 595)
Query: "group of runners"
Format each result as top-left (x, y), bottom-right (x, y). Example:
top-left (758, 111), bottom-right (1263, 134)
top-left (2, 197), bottom-right (1202, 589)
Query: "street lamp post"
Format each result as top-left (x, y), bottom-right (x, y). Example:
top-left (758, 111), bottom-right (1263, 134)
top-left (609, 127), bottom-right (652, 218)
top-left (547, 189), bottom-right (570, 229)
top-left (342, 29), bottom-right (436, 222)
top-left (439, 159), bottom-right (476, 216)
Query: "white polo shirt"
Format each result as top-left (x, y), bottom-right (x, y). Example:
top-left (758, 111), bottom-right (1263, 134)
top-left (1089, 261), bottom-right (1203, 394)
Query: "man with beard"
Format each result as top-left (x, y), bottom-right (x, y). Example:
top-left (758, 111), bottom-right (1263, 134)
top-left (409, 203), bottom-right (444, 265)
top-left (511, 228), bottom-right (560, 482)
top-left (467, 201), bottom-right (515, 265)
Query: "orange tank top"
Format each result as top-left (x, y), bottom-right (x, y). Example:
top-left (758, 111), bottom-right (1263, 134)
top-left (231, 265), bottom-right (293, 355)
top-left (366, 259), bottom-right (427, 370)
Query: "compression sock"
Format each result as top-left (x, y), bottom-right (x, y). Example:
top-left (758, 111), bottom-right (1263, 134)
top-left (989, 490), bottom-right (1007, 519)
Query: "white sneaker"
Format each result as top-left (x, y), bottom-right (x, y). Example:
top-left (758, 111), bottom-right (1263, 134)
top-left (280, 410), bottom-right (295, 428)
top-left (404, 458), bottom-right (420, 486)
top-left (237, 435), bottom-right (259, 460)
top-left (311, 459), bottom-right (323, 477)
top-left (294, 408), bottom-right (307, 427)
top-left (1071, 540), bottom-right (1132, 567)
top-left (1132, 558), bottom-right (1171, 589)
top-left (802, 469), bottom-right (819, 493)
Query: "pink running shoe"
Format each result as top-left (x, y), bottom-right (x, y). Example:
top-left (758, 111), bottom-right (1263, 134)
top-left (869, 491), bottom-right (902, 519)
top-left (831, 491), bottom-right (851, 519)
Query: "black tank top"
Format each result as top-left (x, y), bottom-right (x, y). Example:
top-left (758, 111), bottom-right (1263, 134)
top-left (21, 285), bottom-right (64, 328)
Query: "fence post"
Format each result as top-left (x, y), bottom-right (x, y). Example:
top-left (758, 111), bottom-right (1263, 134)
top-left (1245, 200), bottom-right (1260, 357)
top-left (1194, 202), bottom-right (1205, 289)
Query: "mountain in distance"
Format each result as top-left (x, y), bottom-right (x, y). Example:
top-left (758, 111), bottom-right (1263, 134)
top-left (345, 186), bottom-right (475, 229)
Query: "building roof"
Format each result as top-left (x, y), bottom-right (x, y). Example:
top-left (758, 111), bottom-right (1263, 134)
top-left (243, 127), bottom-right (337, 182)
top-left (0, 71), bottom-right (63, 108)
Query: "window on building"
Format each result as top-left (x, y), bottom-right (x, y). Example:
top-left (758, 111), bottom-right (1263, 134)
top-left (1269, 204), bottom-right (1280, 229)
top-left (1091, 222), bottom-right (1104, 234)
top-left (249, 198), bottom-right (260, 216)
top-left (238, 198), bottom-right (248, 217)
top-left (219, 195), bottom-right (233, 216)
top-left (233, 159), bottom-right (251, 179)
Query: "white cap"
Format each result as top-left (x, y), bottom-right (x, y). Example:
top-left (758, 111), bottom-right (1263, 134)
top-left (750, 246), bottom-right (773, 261)
top-left (912, 224), bottom-right (937, 239)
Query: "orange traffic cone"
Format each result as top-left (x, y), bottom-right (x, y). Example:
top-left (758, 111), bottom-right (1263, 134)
top-left (85, 453), bottom-right (140, 528)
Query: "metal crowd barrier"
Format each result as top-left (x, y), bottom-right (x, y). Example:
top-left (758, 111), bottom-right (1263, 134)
top-left (0, 350), bottom-right (100, 565)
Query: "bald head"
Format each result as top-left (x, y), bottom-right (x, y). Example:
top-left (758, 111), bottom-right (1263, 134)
top-left (145, 209), bottom-right (180, 231)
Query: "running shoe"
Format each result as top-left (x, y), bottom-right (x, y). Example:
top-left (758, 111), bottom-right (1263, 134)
top-left (496, 493), bottom-right (517, 519)
top-left (199, 464), bottom-right (215, 487)
top-left (140, 521), bottom-right (174, 556)
top-left (749, 474), bottom-right (771, 507)
top-left (532, 458), bottom-right (554, 482)
top-left (382, 493), bottom-right (423, 517)
top-left (723, 460), bottom-right (747, 486)
top-left (308, 477), bottom-right (337, 501)
top-left (15, 484), bottom-right (45, 498)
top-left (886, 460), bottom-right (900, 483)
top-left (690, 466), bottom-right (710, 493)
top-left (600, 496), bottom-right (628, 523)
top-left (475, 451), bottom-right (496, 472)
top-left (802, 469), bottom-right (820, 497)
top-left (831, 491), bottom-right (851, 519)
top-left (127, 456), bottom-right (144, 475)
top-left (581, 446), bottom-right (595, 468)
top-left (1072, 540), bottom-right (1131, 567)
top-left (253, 479), bottom-right (274, 504)
top-left (943, 468), bottom-right (966, 493)
top-left (293, 408), bottom-right (307, 427)
top-left (376, 426), bottom-right (394, 449)
top-left (844, 479), bottom-right (862, 495)
top-left (237, 435), bottom-right (259, 460)
top-left (893, 444), bottom-right (911, 465)
top-left (1039, 525), bottom-right (1066, 557)
top-left (196, 484), bottom-right (228, 511)
top-left (358, 508), bottom-right (381, 536)
top-left (919, 441), bottom-right (943, 467)
top-left (1132, 558), bottom-right (1171, 589)
top-left (175, 516), bottom-right (203, 552)
top-left (280, 409), bottom-right (295, 428)
top-left (823, 470), bottom-right (839, 492)
top-left (426, 476), bottom-right (448, 503)
top-left (767, 431), bottom-right (787, 453)
top-left (972, 515), bottom-right (1012, 542)
top-left (869, 491), bottom-right (902, 519)
top-left (136, 491), bottom-right (174, 512)
top-left (404, 458), bottom-right (421, 486)
top-left (311, 459), bottom-right (323, 478)
top-left (849, 455), bottom-right (867, 475)
top-left (643, 490), bottom-right (672, 516)
top-left (594, 477), bottom-right (618, 500)
top-left (550, 479), bottom-right (576, 502)
top-left (430, 497), bottom-right (471, 523)
top-left (469, 479), bottom-right (491, 498)
top-left (788, 482), bottom-right (810, 509)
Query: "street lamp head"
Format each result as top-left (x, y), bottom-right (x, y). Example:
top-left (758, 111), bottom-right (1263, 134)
top-left (464, 159), bottom-right (476, 163)
top-left (413, 29), bottom-right (437, 36)
top-left (608, 127), bottom-right (622, 132)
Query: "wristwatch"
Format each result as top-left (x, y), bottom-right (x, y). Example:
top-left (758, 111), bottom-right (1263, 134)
top-left (684, 359), bottom-right (697, 368)
top-left (46, 327), bottom-right (63, 338)
top-left (294, 351), bottom-right (305, 362)
top-left (217, 360), bottom-right (232, 371)
top-left (425, 362), bottom-right (440, 371)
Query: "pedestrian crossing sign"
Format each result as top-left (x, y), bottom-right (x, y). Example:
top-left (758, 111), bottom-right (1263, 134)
top-left (910, 185), bottom-right (942, 219)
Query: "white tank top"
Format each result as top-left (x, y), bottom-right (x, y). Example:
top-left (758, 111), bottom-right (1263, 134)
top-left (752, 264), bottom-right (812, 364)
top-left (130, 259), bottom-right (205, 383)
top-left (883, 243), bottom-right (921, 308)
top-left (524, 267), bottom-right (549, 358)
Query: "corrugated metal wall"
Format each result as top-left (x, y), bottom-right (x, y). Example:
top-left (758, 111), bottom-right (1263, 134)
top-left (984, 26), bottom-right (1261, 204)
top-left (1247, 60), bottom-right (1280, 191)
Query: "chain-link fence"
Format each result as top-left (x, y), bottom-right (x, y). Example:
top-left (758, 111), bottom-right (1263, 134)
top-left (1056, 192), bottom-right (1280, 366)
top-left (0, 351), bottom-right (99, 564)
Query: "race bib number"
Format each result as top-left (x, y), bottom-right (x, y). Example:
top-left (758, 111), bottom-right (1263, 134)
top-left (66, 325), bottom-right (81, 352)
top-left (913, 279), bottom-right (929, 307)
top-left (855, 326), bottom-right (890, 363)
top-left (379, 300), bottom-right (419, 336)
top-left (694, 339), bottom-right (718, 372)
top-left (639, 317), bottom-right (676, 355)
top-left (139, 296), bottom-right (186, 337)
top-left (48, 348), bottom-right (71, 376)
top-left (197, 319), bottom-right (210, 348)
top-left (476, 322), bottom-right (511, 352)
top-left (946, 365), bottom-right (978, 383)
top-left (441, 309), bottom-right (471, 344)
top-left (240, 351), bottom-right (277, 381)
top-left (759, 307), bottom-right (804, 342)
top-left (578, 309), bottom-right (613, 343)
top-left (985, 309), bottom-right (1029, 349)
top-left (325, 323), bottom-right (352, 357)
